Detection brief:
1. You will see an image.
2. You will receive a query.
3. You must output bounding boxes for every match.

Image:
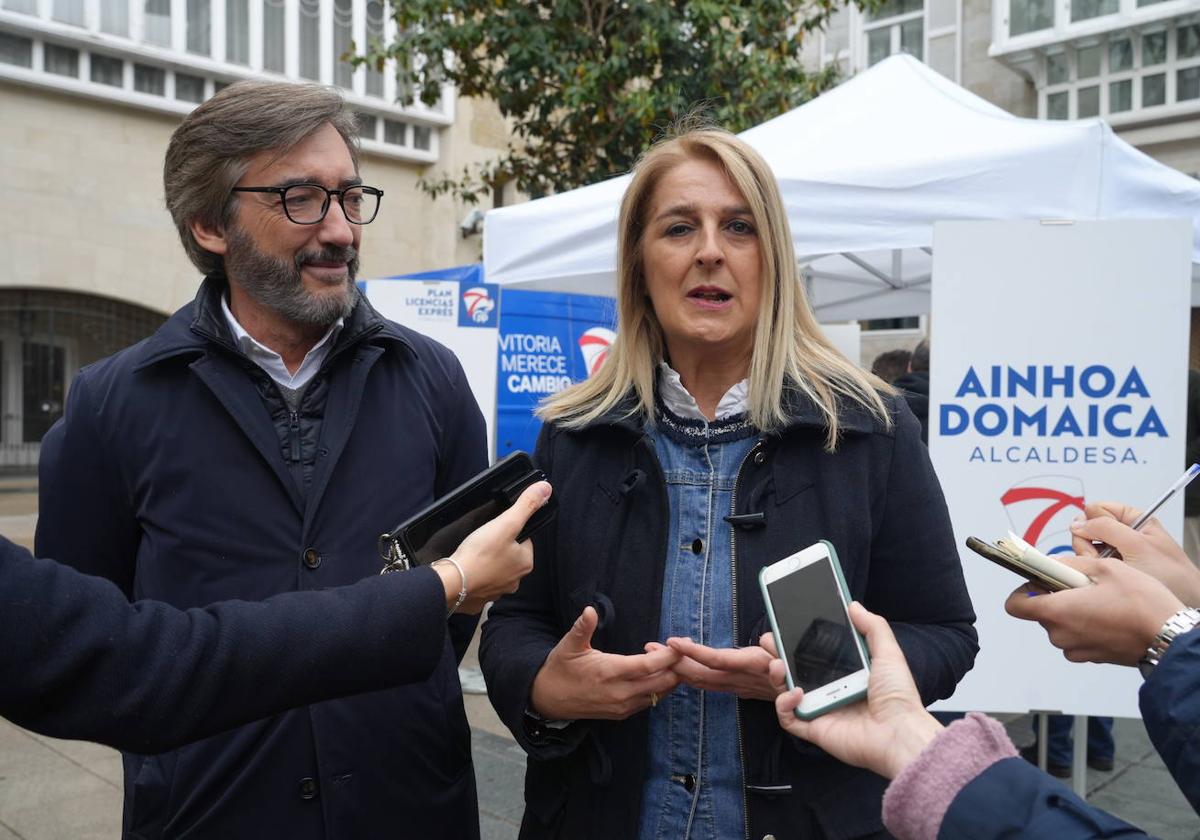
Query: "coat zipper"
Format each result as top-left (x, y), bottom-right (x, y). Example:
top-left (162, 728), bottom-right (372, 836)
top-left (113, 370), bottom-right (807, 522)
top-left (731, 437), bottom-right (765, 840)
top-left (288, 410), bottom-right (301, 463)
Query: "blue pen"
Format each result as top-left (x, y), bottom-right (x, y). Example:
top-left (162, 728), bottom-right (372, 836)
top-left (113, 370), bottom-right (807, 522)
top-left (1096, 463), bottom-right (1200, 559)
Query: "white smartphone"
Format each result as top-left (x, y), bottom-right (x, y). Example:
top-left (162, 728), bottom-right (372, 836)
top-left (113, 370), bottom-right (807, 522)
top-left (759, 541), bottom-right (870, 720)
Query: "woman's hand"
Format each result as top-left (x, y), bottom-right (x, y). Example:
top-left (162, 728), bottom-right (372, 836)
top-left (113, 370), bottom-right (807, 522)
top-left (1070, 500), bottom-right (1200, 607)
top-left (657, 638), bottom-right (778, 701)
top-left (529, 607), bottom-right (683, 720)
top-left (764, 602), bottom-right (944, 780)
top-left (435, 481), bottom-right (550, 614)
top-left (1004, 554), bottom-right (1184, 666)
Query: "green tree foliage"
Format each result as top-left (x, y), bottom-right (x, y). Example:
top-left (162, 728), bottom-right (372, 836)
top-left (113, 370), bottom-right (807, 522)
top-left (359, 1), bottom-right (865, 202)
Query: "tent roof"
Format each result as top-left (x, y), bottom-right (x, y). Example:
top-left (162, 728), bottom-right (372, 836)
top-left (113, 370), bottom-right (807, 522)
top-left (483, 54), bottom-right (1200, 319)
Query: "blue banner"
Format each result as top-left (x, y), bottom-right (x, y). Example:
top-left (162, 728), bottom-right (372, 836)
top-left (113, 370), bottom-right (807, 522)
top-left (495, 289), bottom-right (616, 458)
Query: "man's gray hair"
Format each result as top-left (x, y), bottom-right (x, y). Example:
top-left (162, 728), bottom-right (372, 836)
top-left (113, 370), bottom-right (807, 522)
top-left (163, 80), bottom-right (360, 275)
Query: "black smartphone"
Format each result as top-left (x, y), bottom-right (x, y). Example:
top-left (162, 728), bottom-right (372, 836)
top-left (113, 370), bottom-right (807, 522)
top-left (378, 451), bottom-right (555, 569)
top-left (964, 536), bottom-right (1070, 593)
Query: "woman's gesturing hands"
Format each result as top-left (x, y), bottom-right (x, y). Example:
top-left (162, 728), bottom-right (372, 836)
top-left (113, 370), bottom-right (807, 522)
top-left (648, 638), bottom-right (778, 702)
top-left (530, 606), bottom-right (684, 720)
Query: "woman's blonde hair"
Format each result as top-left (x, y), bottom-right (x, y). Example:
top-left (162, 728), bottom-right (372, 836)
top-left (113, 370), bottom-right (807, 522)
top-left (538, 127), bottom-right (892, 450)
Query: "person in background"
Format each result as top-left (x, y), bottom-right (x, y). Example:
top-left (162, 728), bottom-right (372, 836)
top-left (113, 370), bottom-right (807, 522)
top-left (893, 339), bottom-right (929, 444)
top-left (869, 348), bottom-right (911, 386)
top-left (480, 126), bottom-right (977, 840)
top-left (765, 503), bottom-right (1200, 839)
top-left (2, 484), bottom-right (546, 753)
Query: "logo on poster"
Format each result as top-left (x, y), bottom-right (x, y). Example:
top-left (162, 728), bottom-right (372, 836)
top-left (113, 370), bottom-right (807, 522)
top-left (938, 364), bottom-right (1167, 465)
top-left (461, 286), bottom-right (496, 325)
top-left (1000, 476), bottom-right (1085, 556)
top-left (578, 327), bottom-right (616, 377)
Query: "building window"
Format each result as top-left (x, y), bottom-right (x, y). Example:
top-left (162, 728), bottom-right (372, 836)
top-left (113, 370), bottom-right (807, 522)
top-left (864, 0), bottom-right (924, 67)
top-left (99, 0), bottom-right (129, 36)
top-left (0, 31), bottom-right (32, 66)
top-left (0, 0), bottom-right (448, 161)
top-left (1077, 84), bottom-right (1100, 116)
top-left (383, 119), bottom-right (407, 145)
top-left (1071, 0), bottom-right (1118, 23)
top-left (413, 124), bottom-right (431, 151)
top-left (1011, 0), bottom-right (1054, 36)
top-left (1077, 43), bottom-right (1102, 78)
top-left (226, 0), bottom-right (249, 64)
top-left (175, 71), bottom-right (206, 102)
top-left (262, 0), bottom-right (285, 73)
top-left (134, 63), bottom-right (165, 94)
top-left (1180, 65), bottom-right (1200, 101)
top-left (1047, 89), bottom-right (1069, 117)
top-left (52, 0), bottom-right (84, 26)
top-left (333, 0), bottom-right (353, 89)
top-left (90, 53), bottom-right (123, 86)
top-left (1108, 77), bottom-right (1132, 111)
top-left (43, 43), bottom-right (79, 77)
top-left (2, 0), bottom-right (38, 15)
top-left (1142, 72), bottom-right (1166, 105)
top-left (187, 0), bottom-right (211, 55)
top-left (143, 0), bottom-right (171, 47)
top-left (299, 0), bottom-right (320, 81)
top-left (357, 112), bottom-right (378, 140)
top-left (1144, 30), bottom-right (1167, 65)
top-left (365, 0), bottom-right (385, 97)
top-left (1182, 23), bottom-right (1200, 60)
top-left (1039, 20), bottom-right (1200, 119)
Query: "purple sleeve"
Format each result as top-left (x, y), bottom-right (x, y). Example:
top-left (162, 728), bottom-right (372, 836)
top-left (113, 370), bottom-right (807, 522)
top-left (882, 712), bottom-right (1018, 840)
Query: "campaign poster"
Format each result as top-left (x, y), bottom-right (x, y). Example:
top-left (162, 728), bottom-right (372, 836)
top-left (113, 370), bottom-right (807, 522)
top-left (495, 289), bottom-right (616, 458)
top-left (361, 270), bottom-right (501, 449)
top-left (929, 220), bottom-right (1191, 717)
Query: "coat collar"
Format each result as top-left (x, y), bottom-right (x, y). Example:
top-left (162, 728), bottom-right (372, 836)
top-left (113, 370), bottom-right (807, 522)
top-left (133, 274), bottom-right (413, 371)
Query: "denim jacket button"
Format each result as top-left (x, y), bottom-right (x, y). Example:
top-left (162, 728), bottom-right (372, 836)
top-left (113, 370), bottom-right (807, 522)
top-left (690, 538), bottom-right (704, 555)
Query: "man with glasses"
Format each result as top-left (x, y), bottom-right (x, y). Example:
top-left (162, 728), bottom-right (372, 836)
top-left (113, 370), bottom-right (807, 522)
top-left (36, 81), bottom-right (491, 839)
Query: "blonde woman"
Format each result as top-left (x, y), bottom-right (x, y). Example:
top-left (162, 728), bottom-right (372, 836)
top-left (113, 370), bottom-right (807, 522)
top-left (480, 127), bottom-right (978, 840)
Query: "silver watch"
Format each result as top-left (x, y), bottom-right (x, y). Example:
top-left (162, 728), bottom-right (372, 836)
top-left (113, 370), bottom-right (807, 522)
top-left (1138, 607), bottom-right (1200, 679)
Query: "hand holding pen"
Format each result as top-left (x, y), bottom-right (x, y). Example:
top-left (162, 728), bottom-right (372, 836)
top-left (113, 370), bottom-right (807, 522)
top-left (1069, 467), bottom-right (1200, 607)
top-left (1095, 464), bottom-right (1200, 559)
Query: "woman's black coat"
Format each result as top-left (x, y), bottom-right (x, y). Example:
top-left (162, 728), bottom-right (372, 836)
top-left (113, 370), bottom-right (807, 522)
top-left (481, 392), bottom-right (978, 840)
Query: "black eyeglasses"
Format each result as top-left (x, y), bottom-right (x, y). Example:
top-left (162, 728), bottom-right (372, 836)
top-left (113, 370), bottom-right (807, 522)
top-left (231, 183), bottom-right (384, 225)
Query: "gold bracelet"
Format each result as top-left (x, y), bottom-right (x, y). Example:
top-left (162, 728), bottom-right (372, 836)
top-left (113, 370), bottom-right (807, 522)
top-left (431, 557), bottom-right (468, 616)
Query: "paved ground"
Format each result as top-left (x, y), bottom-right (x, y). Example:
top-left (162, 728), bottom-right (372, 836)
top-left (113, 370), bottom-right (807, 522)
top-left (1, 482), bottom-right (1197, 838)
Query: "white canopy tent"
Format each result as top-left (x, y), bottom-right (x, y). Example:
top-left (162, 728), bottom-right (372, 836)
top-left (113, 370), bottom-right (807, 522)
top-left (483, 54), bottom-right (1200, 320)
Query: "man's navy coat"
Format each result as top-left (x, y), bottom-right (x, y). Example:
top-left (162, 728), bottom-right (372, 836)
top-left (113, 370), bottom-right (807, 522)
top-left (36, 280), bottom-right (488, 839)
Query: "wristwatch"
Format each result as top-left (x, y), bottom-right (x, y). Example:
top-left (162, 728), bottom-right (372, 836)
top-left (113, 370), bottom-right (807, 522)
top-left (1138, 607), bottom-right (1200, 679)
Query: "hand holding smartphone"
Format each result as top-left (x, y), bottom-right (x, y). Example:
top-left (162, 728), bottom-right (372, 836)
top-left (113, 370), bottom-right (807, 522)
top-left (759, 541), bottom-right (870, 720)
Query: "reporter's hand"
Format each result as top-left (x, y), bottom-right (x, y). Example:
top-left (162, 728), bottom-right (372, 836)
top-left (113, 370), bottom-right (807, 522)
top-left (1070, 501), bottom-right (1200, 606)
top-left (435, 480), bottom-right (550, 614)
top-left (763, 603), bottom-right (943, 780)
top-left (658, 638), bottom-right (777, 701)
top-left (1004, 554), bottom-right (1184, 665)
top-left (529, 607), bottom-right (682, 720)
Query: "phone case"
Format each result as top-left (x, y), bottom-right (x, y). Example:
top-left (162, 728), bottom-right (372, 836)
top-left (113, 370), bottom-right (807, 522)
top-left (377, 451), bottom-right (556, 570)
top-left (758, 540), bottom-right (870, 720)
top-left (964, 536), bottom-right (1073, 592)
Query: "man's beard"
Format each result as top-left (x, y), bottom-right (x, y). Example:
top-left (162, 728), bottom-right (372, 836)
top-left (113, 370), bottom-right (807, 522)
top-left (223, 226), bottom-right (359, 327)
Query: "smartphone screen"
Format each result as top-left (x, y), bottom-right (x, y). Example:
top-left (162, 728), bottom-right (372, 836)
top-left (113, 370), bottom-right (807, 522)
top-left (766, 557), bottom-right (864, 692)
